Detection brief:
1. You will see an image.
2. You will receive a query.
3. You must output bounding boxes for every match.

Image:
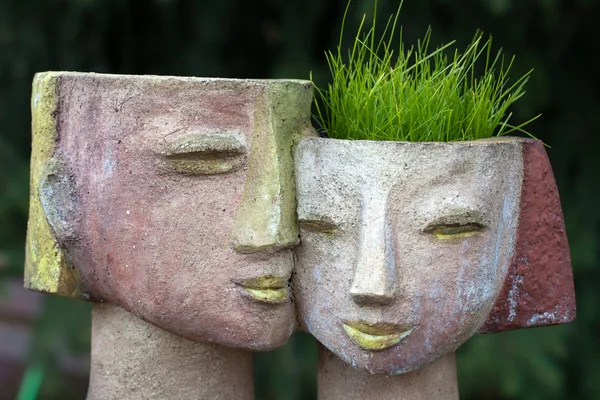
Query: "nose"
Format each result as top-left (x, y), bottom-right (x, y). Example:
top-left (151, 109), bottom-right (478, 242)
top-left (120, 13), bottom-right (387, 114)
top-left (349, 197), bottom-right (397, 306)
top-left (230, 183), bottom-right (299, 253)
top-left (230, 90), bottom-right (300, 254)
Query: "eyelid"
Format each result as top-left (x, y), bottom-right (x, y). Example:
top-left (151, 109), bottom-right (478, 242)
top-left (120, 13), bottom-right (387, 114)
top-left (425, 223), bottom-right (485, 240)
top-left (423, 210), bottom-right (487, 240)
top-left (298, 219), bottom-right (338, 236)
top-left (159, 132), bottom-right (247, 175)
top-left (162, 132), bottom-right (246, 157)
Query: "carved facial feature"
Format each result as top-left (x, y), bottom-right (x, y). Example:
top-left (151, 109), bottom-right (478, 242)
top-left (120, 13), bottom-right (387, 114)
top-left (159, 130), bottom-right (247, 175)
top-left (293, 138), bottom-right (524, 374)
top-left (32, 74), bottom-right (313, 351)
top-left (234, 275), bottom-right (290, 304)
top-left (342, 321), bottom-right (415, 351)
top-left (423, 209), bottom-right (487, 240)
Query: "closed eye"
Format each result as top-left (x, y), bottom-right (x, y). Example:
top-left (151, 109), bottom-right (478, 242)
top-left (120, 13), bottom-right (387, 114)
top-left (160, 132), bottom-right (246, 175)
top-left (299, 219), bottom-right (338, 236)
top-left (423, 209), bottom-right (487, 240)
top-left (424, 223), bottom-right (485, 240)
top-left (165, 150), bottom-right (243, 161)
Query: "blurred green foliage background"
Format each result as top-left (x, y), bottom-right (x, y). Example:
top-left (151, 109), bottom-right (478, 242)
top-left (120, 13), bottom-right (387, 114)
top-left (0, 0), bottom-right (598, 399)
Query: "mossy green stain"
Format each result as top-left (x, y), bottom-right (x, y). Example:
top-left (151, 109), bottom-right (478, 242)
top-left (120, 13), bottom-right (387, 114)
top-left (432, 225), bottom-right (481, 240)
top-left (231, 82), bottom-right (313, 252)
top-left (25, 72), bottom-right (87, 300)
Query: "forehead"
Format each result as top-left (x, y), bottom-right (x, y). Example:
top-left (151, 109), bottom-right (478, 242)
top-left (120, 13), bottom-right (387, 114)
top-left (57, 75), bottom-right (263, 149)
top-left (55, 76), bottom-right (293, 198)
top-left (297, 138), bottom-right (522, 182)
top-left (295, 138), bottom-right (524, 216)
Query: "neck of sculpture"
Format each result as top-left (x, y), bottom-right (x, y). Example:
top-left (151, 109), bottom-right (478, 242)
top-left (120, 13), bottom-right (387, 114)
top-left (317, 345), bottom-right (459, 400)
top-left (86, 303), bottom-right (254, 400)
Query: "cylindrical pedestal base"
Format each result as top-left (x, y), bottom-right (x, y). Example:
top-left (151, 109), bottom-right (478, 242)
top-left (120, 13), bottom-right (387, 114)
top-left (317, 344), bottom-right (458, 400)
top-left (87, 303), bottom-right (254, 400)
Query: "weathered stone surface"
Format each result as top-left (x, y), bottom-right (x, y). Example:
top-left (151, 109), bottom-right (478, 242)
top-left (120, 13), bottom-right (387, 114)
top-left (318, 345), bottom-right (458, 400)
top-left (26, 71), bottom-right (315, 350)
top-left (294, 137), bottom-right (525, 374)
top-left (479, 139), bottom-right (575, 332)
top-left (88, 303), bottom-right (253, 400)
top-left (25, 73), bottom-right (86, 299)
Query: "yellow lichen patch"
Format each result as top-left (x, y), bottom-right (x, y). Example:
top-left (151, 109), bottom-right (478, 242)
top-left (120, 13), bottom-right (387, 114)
top-left (239, 275), bottom-right (287, 289)
top-left (236, 275), bottom-right (289, 304)
top-left (242, 287), bottom-right (289, 304)
top-left (431, 224), bottom-right (483, 240)
top-left (343, 323), bottom-right (413, 351)
top-left (24, 72), bottom-right (87, 300)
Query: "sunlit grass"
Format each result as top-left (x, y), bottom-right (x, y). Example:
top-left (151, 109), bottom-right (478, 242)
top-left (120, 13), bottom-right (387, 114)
top-left (312, 0), bottom-right (539, 142)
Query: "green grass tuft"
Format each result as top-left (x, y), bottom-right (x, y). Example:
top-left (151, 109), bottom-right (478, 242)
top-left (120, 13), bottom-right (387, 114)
top-left (311, 0), bottom-right (540, 142)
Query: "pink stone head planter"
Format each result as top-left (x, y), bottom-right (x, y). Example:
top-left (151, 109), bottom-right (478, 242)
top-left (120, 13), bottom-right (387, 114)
top-left (25, 72), bottom-right (315, 350)
top-left (293, 137), bottom-right (575, 374)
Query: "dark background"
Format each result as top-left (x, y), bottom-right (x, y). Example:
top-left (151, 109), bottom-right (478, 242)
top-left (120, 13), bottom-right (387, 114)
top-left (1, 0), bottom-right (598, 399)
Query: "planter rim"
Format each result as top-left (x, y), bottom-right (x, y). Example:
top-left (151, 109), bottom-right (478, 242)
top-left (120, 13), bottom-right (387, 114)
top-left (301, 136), bottom-right (538, 146)
top-left (34, 70), bottom-right (311, 86)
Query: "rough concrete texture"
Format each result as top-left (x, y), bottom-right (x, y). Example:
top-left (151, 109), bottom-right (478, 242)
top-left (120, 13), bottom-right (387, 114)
top-left (479, 139), bottom-right (576, 332)
top-left (88, 303), bottom-right (253, 400)
top-left (28, 71), bottom-right (315, 350)
top-left (24, 72), bottom-right (87, 299)
top-left (318, 344), bottom-right (458, 400)
top-left (294, 137), bottom-right (525, 374)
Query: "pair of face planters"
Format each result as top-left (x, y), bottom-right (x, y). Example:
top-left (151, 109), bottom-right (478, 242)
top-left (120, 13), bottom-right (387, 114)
top-left (26, 72), bottom-right (575, 376)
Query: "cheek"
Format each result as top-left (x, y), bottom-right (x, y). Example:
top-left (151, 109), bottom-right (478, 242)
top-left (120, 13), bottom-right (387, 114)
top-left (83, 173), bottom-right (248, 298)
top-left (458, 232), bottom-right (512, 314)
top-left (408, 236), bottom-right (501, 333)
top-left (295, 233), bottom-right (356, 315)
top-left (299, 231), bottom-right (349, 273)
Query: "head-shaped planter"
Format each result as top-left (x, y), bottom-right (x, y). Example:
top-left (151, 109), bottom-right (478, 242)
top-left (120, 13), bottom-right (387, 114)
top-left (293, 137), bottom-right (575, 374)
top-left (25, 72), bottom-right (314, 350)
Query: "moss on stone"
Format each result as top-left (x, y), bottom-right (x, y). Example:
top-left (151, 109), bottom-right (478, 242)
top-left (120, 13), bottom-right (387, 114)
top-left (24, 72), bottom-right (87, 300)
top-left (231, 81), bottom-right (314, 251)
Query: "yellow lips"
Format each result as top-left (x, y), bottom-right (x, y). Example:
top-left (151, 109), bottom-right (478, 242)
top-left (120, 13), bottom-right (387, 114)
top-left (343, 322), bottom-right (414, 351)
top-left (237, 275), bottom-right (289, 304)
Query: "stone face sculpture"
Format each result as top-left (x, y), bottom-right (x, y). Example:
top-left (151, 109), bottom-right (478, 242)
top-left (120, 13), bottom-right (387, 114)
top-left (293, 137), bottom-right (575, 380)
top-left (25, 70), bottom-right (575, 399)
top-left (26, 72), bottom-right (314, 351)
top-left (25, 72), bottom-right (316, 399)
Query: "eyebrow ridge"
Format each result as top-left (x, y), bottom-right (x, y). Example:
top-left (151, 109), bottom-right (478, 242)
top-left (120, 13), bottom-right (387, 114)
top-left (161, 132), bottom-right (246, 157)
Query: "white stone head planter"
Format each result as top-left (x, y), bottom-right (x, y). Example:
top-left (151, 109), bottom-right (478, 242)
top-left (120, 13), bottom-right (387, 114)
top-left (293, 137), bottom-right (575, 398)
top-left (25, 72), bottom-right (315, 399)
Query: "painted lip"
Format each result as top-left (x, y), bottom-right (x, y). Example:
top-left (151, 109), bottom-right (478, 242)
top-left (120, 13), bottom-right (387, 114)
top-left (342, 321), bottom-right (415, 351)
top-left (235, 275), bottom-right (289, 304)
